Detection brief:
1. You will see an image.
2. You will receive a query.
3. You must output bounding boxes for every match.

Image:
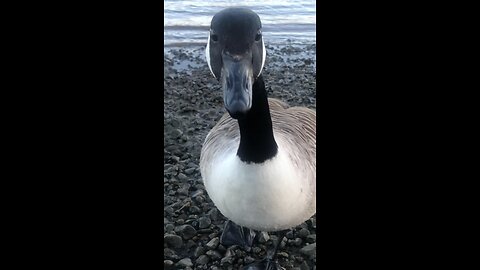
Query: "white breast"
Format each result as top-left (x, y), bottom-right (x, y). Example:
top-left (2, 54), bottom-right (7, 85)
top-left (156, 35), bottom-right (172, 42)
top-left (202, 141), bottom-right (315, 232)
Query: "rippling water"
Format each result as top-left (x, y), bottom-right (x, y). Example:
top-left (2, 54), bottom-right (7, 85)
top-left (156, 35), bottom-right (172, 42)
top-left (164, 0), bottom-right (316, 47)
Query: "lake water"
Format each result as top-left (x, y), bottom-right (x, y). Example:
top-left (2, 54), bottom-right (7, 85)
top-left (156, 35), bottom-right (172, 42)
top-left (164, 0), bottom-right (316, 47)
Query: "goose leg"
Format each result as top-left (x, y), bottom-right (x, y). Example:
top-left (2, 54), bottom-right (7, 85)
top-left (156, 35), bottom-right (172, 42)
top-left (242, 230), bottom-right (288, 270)
top-left (220, 220), bottom-right (257, 251)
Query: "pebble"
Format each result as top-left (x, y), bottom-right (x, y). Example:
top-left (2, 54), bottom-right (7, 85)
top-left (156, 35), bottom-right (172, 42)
top-left (175, 258), bottom-right (193, 268)
top-left (164, 248), bottom-right (179, 260)
top-left (193, 246), bottom-right (205, 257)
top-left (198, 216), bottom-right (211, 229)
top-left (206, 237), bottom-right (220, 250)
top-left (164, 234), bottom-right (183, 248)
top-left (300, 261), bottom-right (310, 270)
top-left (206, 250), bottom-right (222, 260)
top-left (300, 243), bottom-right (316, 258)
top-left (277, 251), bottom-right (289, 258)
top-left (164, 260), bottom-right (174, 269)
top-left (306, 234), bottom-right (316, 243)
top-left (165, 223), bottom-right (174, 233)
top-left (207, 208), bottom-right (219, 221)
top-left (177, 173), bottom-right (188, 181)
top-left (189, 205), bottom-right (201, 214)
top-left (220, 256), bottom-right (235, 266)
top-left (175, 225), bottom-right (197, 240)
top-left (196, 254), bottom-right (210, 265)
top-left (297, 228), bottom-right (310, 238)
top-left (244, 256), bottom-right (255, 264)
top-left (184, 167), bottom-right (195, 175)
top-left (258, 231), bottom-right (270, 243)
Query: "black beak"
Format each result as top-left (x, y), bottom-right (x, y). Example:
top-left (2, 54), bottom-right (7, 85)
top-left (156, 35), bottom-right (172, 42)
top-left (222, 53), bottom-right (253, 119)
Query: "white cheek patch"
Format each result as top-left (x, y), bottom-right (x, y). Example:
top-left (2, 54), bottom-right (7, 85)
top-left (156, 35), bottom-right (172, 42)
top-left (205, 33), bottom-right (216, 78)
top-left (258, 37), bottom-right (266, 77)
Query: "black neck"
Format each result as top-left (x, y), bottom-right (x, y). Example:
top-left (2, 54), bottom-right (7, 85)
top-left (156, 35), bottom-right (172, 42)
top-left (236, 75), bottom-right (278, 163)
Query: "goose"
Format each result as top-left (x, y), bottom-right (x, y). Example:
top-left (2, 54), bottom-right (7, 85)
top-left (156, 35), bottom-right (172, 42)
top-left (200, 7), bottom-right (316, 270)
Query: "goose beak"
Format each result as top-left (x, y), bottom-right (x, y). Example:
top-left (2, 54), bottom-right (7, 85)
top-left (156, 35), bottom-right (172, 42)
top-left (222, 53), bottom-right (253, 119)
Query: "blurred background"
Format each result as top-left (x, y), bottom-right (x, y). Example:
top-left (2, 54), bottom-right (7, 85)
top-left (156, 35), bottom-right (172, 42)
top-left (164, 0), bottom-right (316, 48)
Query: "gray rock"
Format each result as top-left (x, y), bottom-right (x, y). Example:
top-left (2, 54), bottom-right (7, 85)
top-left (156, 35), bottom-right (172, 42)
top-left (220, 256), bottom-right (235, 266)
top-left (164, 234), bottom-right (183, 248)
top-left (252, 247), bottom-right (262, 254)
top-left (258, 231), bottom-right (270, 243)
top-left (164, 260), bottom-right (174, 269)
top-left (300, 243), bottom-right (316, 257)
top-left (306, 234), bottom-right (316, 243)
top-left (290, 237), bottom-right (302, 246)
top-left (297, 228), bottom-right (310, 238)
top-left (164, 248), bottom-right (179, 260)
top-left (244, 256), bottom-right (255, 264)
top-left (175, 225), bottom-right (197, 240)
top-left (205, 237), bottom-right (219, 250)
top-left (175, 258), bottom-right (193, 268)
top-left (193, 246), bottom-right (205, 258)
top-left (198, 216), bottom-right (211, 229)
top-left (189, 205), bottom-right (201, 214)
top-left (184, 167), bottom-right (195, 175)
top-left (165, 223), bottom-right (175, 233)
top-left (207, 208), bottom-right (219, 220)
top-left (206, 250), bottom-right (222, 260)
top-left (277, 251), bottom-right (289, 258)
top-left (196, 254), bottom-right (210, 265)
top-left (178, 173), bottom-right (188, 181)
top-left (300, 261), bottom-right (310, 270)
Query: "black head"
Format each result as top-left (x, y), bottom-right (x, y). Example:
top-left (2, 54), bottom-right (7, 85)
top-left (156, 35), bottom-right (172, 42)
top-left (206, 7), bottom-right (266, 119)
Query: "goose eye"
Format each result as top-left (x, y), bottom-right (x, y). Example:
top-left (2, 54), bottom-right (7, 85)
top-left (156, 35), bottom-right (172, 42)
top-left (211, 34), bottom-right (219, 42)
top-left (255, 31), bottom-right (262, 41)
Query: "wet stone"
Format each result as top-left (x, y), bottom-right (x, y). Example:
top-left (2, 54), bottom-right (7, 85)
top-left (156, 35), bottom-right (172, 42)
top-left (206, 250), bottom-right (222, 260)
top-left (297, 228), bottom-right (310, 238)
top-left (193, 246), bottom-right (205, 258)
top-left (196, 254), bottom-right (210, 265)
top-left (164, 248), bottom-right (179, 260)
top-left (207, 208), bottom-right (219, 221)
top-left (165, 223), bottom-right (175, 233)
top-left (178, 173), bottom-right (188, 181)
top-left (175, 225), bottom-right (197, 240)
top-left (164, 234), bottom-right (183, 248)
top-left (258, 231), bottom-right (270, 243)
top-left (300, 261), bottom-right (310, 270)
top-left (206, 237), bottom-right (219, 250)
top-left (189, 206), bottom-right (201, 214)
top-left (277, 252), bottom-right (289, 258)
top-left (244, 256), bottom-right (255, 264)
top-left (306, 234), bottom-right (316, 243)
top-left (175, 258), bottom-right (193, 268)
top-left (184, 168), bottom-right (195, 175)
top-left (198, 216), bottom-right (211, 229)
top-left (220, 256), bottom-right (235, 266)
top-left (300, 243), bottom-right (316, 258)
top-left (164, 260), bottom-right (174, 269)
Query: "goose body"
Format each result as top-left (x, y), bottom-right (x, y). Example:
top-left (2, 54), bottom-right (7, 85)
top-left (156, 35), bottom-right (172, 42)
top-left (199, 8), bottom-right (316, 266)
top-left (201, 99), bottom-right (316, 231)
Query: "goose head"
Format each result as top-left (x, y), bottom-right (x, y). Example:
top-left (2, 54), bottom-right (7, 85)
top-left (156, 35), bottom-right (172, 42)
top-left (206, 7), bottom-right (266, 119)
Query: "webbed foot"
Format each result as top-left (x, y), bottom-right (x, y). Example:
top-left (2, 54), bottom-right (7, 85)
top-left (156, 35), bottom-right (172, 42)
top-left (220, 220), bottom-right (257, 250)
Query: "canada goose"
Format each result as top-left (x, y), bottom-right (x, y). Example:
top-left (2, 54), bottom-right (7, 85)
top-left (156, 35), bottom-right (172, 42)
top-left (200, 7), bottom-right (316, 270)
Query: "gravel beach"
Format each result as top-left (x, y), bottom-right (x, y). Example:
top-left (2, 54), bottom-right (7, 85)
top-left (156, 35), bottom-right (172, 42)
top-left (164, 44), bottom-right (316, 270)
